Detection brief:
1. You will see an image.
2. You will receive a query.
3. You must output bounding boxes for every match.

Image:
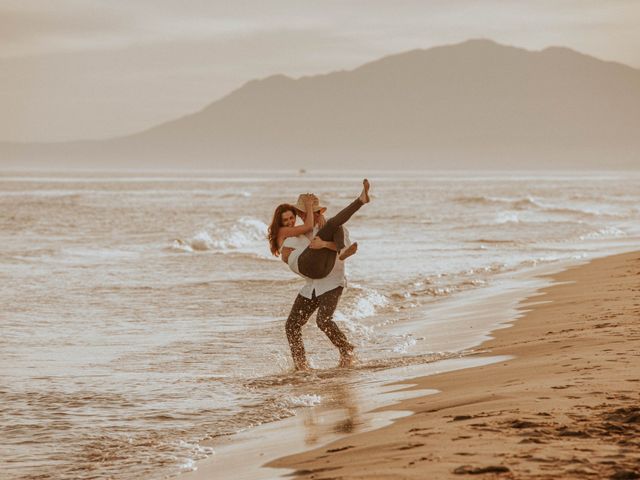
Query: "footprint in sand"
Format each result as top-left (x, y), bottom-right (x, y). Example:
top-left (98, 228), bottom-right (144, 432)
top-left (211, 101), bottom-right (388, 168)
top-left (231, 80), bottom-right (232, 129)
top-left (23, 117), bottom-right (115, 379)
top-left (451, 415), bottom-right (473, 422)
top-left (397, 443), bottom-right (425, 451)
top-left (326, 445), bottom-right (354, 453)
top-left (508, 420), bottom-right (539, 429)
top-left (408, 427), bottom-right (431, 433)
top-left (519, 438), bottom-right (546, 444)
top-left (453, 465), bottom-right (510, 475)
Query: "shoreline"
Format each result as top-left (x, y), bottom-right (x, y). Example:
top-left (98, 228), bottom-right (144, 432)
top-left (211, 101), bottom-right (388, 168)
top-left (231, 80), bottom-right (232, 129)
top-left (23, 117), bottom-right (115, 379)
top-left (5, 171), bottom-right (640, 480)
top-left (181, 256), bottom-right (566, 480)
top-left (266, 251), bottom-right (640, 479)
top-left (266, 250), bottom-right (640, 479)
top-left (181, 253), bottom-right (634, 480)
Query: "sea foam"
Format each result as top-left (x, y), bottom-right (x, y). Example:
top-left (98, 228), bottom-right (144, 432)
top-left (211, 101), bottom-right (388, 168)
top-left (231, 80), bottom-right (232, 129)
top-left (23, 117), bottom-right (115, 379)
top-left (171, 217), bottom-right (270, 257)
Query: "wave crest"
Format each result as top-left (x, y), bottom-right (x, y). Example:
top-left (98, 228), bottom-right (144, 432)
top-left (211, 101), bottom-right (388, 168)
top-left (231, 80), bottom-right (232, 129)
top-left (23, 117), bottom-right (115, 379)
top-left (454, 195), bottom-right (611, 220)
top-left (455, 195), bottom-right (542, 210)
top-left (169, 217), bottom-right (269, 257)
top-left (335, 286), bottom-right (389, 323)
top-left (579, 226), bottom-right (626, 240)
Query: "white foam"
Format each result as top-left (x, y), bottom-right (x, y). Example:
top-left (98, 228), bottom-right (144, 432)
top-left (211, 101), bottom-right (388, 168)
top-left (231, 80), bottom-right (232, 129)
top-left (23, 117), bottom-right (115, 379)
top-left (392, 335), bottom-right (417, 353)
top-left (169, 239), bottom-right (194, 252)
top-left (175, 440), bottom-right (215, 472)
top-left (579, 226), bottom-right (626, 240)
top-left (172, 217), bottom-right (270, 257)
top-left (342, 287), bottom-right (389, 320)
top-left (179, 458), bottom-right (197, 472)
top-left (338, 317), bottom-right (376, 338)
top-left (217, 217), bottom-right (267, 250)
top-left (286, 394), bottom-right (322, 407)
top-left (191, 231), bottom-right (215, 251)
top-left (495, 212), bottom-right (520, 224)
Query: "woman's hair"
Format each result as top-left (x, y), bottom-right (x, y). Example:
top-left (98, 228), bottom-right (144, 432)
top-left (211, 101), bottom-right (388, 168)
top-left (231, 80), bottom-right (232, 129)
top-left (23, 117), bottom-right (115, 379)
top-left (268, 203), bottom-right (297, 256)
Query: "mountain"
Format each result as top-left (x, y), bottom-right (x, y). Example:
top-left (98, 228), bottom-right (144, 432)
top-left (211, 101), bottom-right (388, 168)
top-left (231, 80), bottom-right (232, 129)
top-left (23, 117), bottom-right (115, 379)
top-left (2, 39), bottom-right (640, 169)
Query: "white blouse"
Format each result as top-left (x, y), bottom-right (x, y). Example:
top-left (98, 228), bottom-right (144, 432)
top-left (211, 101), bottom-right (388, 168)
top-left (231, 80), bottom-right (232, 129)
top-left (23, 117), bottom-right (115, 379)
top-left (283, 227), bottom-right (348, 299)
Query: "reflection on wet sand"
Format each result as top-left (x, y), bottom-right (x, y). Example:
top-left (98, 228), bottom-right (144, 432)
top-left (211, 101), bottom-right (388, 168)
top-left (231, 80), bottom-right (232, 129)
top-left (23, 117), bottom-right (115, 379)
top-left (299, 376), bottom-right (361, 446)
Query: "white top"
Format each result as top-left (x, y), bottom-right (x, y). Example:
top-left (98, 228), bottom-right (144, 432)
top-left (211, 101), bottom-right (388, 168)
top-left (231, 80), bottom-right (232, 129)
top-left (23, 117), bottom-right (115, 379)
top-left (285, 226), bottom-right (348, 299)
top-left (281, 235), bottom-right (309, 251)
top-left (281, 235), bottom-right (309, 275)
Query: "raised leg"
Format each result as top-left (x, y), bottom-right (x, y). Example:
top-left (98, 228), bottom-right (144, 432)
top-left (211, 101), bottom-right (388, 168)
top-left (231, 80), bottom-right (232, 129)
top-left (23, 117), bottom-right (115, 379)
top-left (315, 198), bottom-right (364, 243)
top-left (317, 178), bottom-right (369, 247)
top-left (297, 180), bottom-right (370, 280)
top-left (297, 248), bottom-right (337, 279)
top-left (332, 225), bottom-right (346, 253)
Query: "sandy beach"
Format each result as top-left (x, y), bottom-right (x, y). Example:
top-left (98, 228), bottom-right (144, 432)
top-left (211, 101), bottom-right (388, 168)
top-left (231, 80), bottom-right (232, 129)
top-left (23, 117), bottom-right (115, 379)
top-left (6, 5), bottom-right (640, 478)
top-left (267, 251), bottom-right (640, 479)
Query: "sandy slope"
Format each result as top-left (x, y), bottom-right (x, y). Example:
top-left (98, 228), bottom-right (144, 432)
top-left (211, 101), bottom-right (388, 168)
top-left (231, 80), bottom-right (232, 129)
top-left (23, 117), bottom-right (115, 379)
top-left (268, 251), bottom-right (640, 479)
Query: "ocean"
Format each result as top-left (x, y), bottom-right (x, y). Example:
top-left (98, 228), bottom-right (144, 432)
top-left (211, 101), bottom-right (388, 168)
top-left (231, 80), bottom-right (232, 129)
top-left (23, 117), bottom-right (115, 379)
top-left (1, 170), bottom-right (639, 479)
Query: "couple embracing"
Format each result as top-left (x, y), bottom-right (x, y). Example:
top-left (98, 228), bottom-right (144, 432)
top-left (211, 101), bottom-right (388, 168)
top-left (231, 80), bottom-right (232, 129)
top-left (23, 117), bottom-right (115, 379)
top-left (267, 179), bottom-right (371, 371)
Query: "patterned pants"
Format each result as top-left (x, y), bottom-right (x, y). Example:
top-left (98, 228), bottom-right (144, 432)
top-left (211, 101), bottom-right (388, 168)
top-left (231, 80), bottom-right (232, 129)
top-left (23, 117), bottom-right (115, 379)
top-left (285, 286), bottom-right (354, 368)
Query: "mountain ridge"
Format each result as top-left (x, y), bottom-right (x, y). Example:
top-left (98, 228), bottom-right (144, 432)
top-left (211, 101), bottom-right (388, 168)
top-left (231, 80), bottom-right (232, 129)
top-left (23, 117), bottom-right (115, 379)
top-left (2, 39), bottom-right (639, 169)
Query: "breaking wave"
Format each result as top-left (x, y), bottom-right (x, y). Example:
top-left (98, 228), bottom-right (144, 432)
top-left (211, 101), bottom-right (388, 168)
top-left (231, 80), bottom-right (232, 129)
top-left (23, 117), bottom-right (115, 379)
top-left (454, 195), bottom-right (543, 209)
top-left (579, 226), bottom-right (626, 240)
top-left (285, 394), bottom-right (322, 407)
top-left (169, 217), bottom-right (270, 257)
top-left (335, 286), bottom-right (390, 326)
top-left (454, 195), bottom-right (616, 219)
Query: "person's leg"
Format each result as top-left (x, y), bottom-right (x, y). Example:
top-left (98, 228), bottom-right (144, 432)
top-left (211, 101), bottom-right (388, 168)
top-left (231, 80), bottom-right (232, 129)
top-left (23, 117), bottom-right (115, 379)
top-left (332, 226), bottom-right (346, 253)
top-left (297, 180), bottom-right (370, 279)
top-left (297, 246), bottom-right (338, 279)
top-left (285, 293), bottom-right (318, 370)
top-left (330, 227), bottom-right (358, 261)
top-left (314, 287), bottom-right (355, 366)
top-left (316, 178), bottom-right (370, 245)
top-left (296, 199), bottom-right (363, 279)
top-left (315, 198), bottom-right (364, 244)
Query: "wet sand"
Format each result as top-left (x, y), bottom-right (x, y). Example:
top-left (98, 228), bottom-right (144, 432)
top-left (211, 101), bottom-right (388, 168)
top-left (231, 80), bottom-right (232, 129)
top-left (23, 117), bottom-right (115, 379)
top-left (268, 251), bottom-right (640, 479)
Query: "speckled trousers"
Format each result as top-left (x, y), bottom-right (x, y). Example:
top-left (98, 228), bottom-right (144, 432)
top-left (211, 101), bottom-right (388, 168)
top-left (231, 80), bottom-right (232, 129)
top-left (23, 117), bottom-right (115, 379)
top-left (285, 286), bottom-right (354, 368)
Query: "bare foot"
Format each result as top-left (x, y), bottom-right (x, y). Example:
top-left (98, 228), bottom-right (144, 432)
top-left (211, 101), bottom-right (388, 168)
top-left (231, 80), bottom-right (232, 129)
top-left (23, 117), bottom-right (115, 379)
top-left (338, 350), bottom-right (356, 368)
top-left (359, 179), bottom-right (370, 204)
top-left (339, 242), bottom-right (358, 261)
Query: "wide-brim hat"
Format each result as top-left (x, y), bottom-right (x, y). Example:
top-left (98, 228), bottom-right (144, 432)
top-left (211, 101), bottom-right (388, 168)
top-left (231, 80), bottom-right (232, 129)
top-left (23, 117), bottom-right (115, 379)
top-left (294, 194), bottom-right (326, 214)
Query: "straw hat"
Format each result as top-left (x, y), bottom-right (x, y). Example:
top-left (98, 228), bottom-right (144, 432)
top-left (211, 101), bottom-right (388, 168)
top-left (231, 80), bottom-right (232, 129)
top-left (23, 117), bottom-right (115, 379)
top-left (294, 193), bottom-right (326, 213)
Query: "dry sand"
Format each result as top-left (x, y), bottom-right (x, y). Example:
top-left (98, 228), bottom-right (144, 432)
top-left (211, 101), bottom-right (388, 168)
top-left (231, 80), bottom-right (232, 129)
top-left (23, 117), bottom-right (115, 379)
top-left (268, 251), bottom-right (640, 479)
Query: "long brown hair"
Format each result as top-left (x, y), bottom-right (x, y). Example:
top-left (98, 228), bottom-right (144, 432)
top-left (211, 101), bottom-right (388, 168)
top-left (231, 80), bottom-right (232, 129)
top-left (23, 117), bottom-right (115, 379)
top-left (267, 203), bottom-right (297, 256)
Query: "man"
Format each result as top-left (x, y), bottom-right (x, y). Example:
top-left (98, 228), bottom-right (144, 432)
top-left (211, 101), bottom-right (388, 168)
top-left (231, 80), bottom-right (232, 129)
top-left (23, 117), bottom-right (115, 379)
top-left (284, 194), bottom-right (356, 371)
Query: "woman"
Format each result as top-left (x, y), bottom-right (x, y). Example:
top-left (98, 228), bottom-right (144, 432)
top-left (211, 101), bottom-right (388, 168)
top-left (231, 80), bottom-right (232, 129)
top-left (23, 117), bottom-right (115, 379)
top-left (268, 179), bottom-right (370, 279)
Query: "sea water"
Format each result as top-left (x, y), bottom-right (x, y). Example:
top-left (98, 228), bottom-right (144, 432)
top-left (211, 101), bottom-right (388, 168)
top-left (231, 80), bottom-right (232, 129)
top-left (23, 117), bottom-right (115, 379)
top-left (1, 170), bottom-right (639, 479)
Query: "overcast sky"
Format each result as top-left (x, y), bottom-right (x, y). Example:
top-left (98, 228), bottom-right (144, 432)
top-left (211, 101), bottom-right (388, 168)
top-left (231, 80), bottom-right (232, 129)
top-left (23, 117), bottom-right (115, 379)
top-left (3, 0), bottom-right (639, 142)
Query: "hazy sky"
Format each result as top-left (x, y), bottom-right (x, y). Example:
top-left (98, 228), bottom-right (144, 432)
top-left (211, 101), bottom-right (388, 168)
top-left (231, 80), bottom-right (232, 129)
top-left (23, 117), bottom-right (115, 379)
top-left (3, 0), bottom-right (639, 142)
